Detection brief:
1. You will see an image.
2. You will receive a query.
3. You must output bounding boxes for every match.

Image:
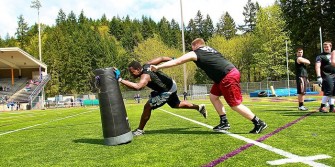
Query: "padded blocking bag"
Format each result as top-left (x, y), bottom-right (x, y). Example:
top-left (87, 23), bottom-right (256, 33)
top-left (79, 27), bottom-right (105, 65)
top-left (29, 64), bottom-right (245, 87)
top-left (94, 67), bottom-right (133, 146)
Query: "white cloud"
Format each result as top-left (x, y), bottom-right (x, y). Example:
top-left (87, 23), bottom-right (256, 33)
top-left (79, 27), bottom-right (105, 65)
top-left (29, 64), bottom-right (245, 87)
top-left (0, 0), bottom-right (275, 38)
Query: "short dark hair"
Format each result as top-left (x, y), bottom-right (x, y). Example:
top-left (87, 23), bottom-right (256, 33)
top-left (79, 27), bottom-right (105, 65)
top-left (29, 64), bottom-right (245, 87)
top-left (128, 60), bottom-right (142, 70)
top-left (324, 41), bottom-right (332, 47)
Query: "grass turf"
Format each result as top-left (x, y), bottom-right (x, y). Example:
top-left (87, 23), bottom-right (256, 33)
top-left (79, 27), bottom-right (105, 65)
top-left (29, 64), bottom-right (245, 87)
top-left (0, 96), bottom-right (334, 166)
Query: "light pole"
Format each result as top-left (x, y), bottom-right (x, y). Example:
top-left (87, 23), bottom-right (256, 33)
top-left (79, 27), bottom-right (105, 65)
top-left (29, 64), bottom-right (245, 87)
top-left (319, 26), bottom-right (323, 53)
top-left (285, 40), bottom-right (290, 96)
top-left (320, 2), bottom-right (323, 53)
top-left (31, 0), bottom-right (44, 109)
top-left (31, 0), bottom-right (42, 63)
top-left (180, 0), bottom-right (187, 93)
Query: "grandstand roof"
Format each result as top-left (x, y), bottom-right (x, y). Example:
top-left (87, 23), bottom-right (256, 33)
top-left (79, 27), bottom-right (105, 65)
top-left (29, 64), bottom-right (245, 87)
top-left (0, 47), bottom-right (47, 70)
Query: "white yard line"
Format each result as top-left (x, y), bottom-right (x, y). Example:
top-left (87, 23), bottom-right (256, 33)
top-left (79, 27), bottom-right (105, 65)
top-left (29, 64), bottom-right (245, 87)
top-left (0, 109), bottom-right (96, 136)
top-left (158, 108), bottom-right (331, 167)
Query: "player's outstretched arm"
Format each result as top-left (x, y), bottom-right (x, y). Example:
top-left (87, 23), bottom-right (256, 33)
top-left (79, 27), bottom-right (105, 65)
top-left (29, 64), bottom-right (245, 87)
top-left (147, 57), bottom-right (174, 65)
top-left (151, 52), bottom-right (197, 71)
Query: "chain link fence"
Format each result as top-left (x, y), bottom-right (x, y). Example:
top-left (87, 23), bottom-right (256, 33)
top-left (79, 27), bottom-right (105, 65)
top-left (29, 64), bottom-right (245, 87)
top-left (2, 80), bottom-right (319, 111)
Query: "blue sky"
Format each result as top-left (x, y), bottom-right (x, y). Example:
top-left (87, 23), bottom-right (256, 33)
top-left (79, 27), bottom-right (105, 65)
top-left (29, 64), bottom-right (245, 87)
top-left (0, 0), bottom-right (275, 38)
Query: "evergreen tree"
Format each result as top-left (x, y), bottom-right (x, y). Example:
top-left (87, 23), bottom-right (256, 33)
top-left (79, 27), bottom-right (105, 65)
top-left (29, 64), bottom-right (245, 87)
top-left (141, 16), bottom-right (157, 40)
top-left (158, 17), bottom-right (172, 47)
top-left (185, 10), bottom-right (204, 49)
top-left (185, 11), bottom-right (214, 49)
top-left (109, 16), bottom-right (123, 40)
top-left (15, 15), bottom-right (29, 49)
top-left (43, 27), bottom-right (64, 95)
top-left (78, 10), bottom-right (88, 25)
top-left (216, 12), bottom-right (237, 39)
top-left (99, 13), bottom-right (109, 26)
top-left (119, 16), bottom-right (143, 52)
top-left (185, 19), bottom-right (198, 50)
top-left (238, 0), bottom-right (259, 33)
top-left (194, 10), bottom-right (204, 31)
top-left (170, 19), bottom-right (182, 49)
top-left (56, 9), bottom-right (66, 25)
top-left (202, 15), bottom-right (214, 41)
top-left (3, 34), bottom-right (17, 47)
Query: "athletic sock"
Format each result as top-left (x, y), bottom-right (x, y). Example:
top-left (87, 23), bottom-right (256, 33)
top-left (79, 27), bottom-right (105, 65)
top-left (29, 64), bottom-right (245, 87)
top-left (320, 103), bottom-right (326, 108)
top-left (299, 102), bottom-right (303, 107)
top-left (251, 116), bottom-right (260, 124)
top-left (219, 114), bottom-right (227, 123)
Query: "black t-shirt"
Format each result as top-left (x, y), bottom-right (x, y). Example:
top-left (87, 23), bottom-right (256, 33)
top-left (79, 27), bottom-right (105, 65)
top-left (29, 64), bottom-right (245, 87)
top-left (295, 57), bottom-right (308, 78)
top-left (315, 52), bottom-right (335, 77)
top-left (193, 46), bottom-right (235, 83)
top-left (142, 64), bottom-right (173, 92)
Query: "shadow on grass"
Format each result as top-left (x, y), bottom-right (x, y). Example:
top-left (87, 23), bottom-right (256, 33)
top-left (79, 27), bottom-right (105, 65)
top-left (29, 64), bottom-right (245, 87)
top-left (73, 138), bottom-right (104, 145)
top-left (266, 109), bottom-right (293, 112)
top-left (145, 127), bottom-right (225, 135)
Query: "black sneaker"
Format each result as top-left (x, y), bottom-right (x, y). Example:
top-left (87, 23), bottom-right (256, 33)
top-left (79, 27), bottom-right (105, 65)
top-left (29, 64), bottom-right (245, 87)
top-left (213, 122), bottom-right (230, 131)
top-left (249, 121), bottom-right (267, 134)
top-left (198, 104), bottom-right (207, 119)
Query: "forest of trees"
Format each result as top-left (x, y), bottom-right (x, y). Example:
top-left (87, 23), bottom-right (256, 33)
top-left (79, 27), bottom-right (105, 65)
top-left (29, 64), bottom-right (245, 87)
top-left (1, 0), bottom-right (335, 97)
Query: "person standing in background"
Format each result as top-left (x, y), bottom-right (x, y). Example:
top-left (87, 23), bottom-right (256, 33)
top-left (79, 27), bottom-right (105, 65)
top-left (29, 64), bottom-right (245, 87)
top-left (315, 41), bottom-right (335, 113)
top-left (295, 48), bottom-right (310, 111)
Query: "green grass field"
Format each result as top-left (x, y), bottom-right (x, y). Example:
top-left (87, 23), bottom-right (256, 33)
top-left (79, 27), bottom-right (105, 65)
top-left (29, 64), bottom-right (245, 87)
top-left (0, 96), bottom-right (334, 167)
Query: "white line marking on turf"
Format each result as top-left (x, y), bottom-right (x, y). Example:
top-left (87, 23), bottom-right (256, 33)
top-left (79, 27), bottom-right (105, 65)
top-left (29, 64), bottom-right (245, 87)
top-left (158, 108), bottom-right (331, 167)
top-left (267, 155), bottom-right (332, 165)
top-left (0, 109), bottom-right (96, 136)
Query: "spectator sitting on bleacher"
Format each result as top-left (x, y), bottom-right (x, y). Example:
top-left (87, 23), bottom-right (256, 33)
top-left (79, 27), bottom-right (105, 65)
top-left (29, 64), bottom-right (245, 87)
top-left (25, 84), bottom-right (31, 92)
top-left (34, 80), bottom-right (40, 85)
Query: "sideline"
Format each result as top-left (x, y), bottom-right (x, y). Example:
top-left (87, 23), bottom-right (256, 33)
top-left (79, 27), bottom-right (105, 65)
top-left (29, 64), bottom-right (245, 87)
top-left (0, 109), bottom-right (96, 136)
top-left (158, 109), bottom-right (331, 167)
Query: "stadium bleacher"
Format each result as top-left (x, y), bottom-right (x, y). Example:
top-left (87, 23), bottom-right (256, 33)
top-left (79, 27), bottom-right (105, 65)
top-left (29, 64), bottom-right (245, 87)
top-left (0, 47), bottom-right (49, 111)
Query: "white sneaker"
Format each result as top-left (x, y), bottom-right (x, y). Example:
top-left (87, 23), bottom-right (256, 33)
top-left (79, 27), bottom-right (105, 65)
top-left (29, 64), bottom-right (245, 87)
top-left (198, 104), bottom-right (207, 118)
top-left (132, 129), bottom-right (144, 136)
top-left (298, 106), bottom-right (308, 111)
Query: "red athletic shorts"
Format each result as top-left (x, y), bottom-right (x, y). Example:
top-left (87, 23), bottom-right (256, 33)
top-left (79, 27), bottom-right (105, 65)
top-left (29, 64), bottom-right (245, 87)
top-left (210, 68), bottom-right (242, 107)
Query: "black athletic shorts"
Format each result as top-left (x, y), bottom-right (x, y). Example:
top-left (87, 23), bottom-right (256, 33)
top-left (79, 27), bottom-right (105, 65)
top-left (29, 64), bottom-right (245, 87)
top-left (149, 91), bottom-right (180, 110)
top-left (322, 75), bottom-right (335, 96)
top-left (296, 77), bottom-right (307, 95)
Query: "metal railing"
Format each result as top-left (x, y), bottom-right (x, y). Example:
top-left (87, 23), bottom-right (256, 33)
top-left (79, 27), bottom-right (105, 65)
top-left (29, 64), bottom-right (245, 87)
top-left (28, 75), bottom-right (51, 106)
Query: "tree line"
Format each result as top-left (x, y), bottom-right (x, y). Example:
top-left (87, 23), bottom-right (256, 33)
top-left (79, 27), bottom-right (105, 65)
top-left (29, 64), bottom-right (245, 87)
top-left (0, 0), bottom-right (334, 97)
